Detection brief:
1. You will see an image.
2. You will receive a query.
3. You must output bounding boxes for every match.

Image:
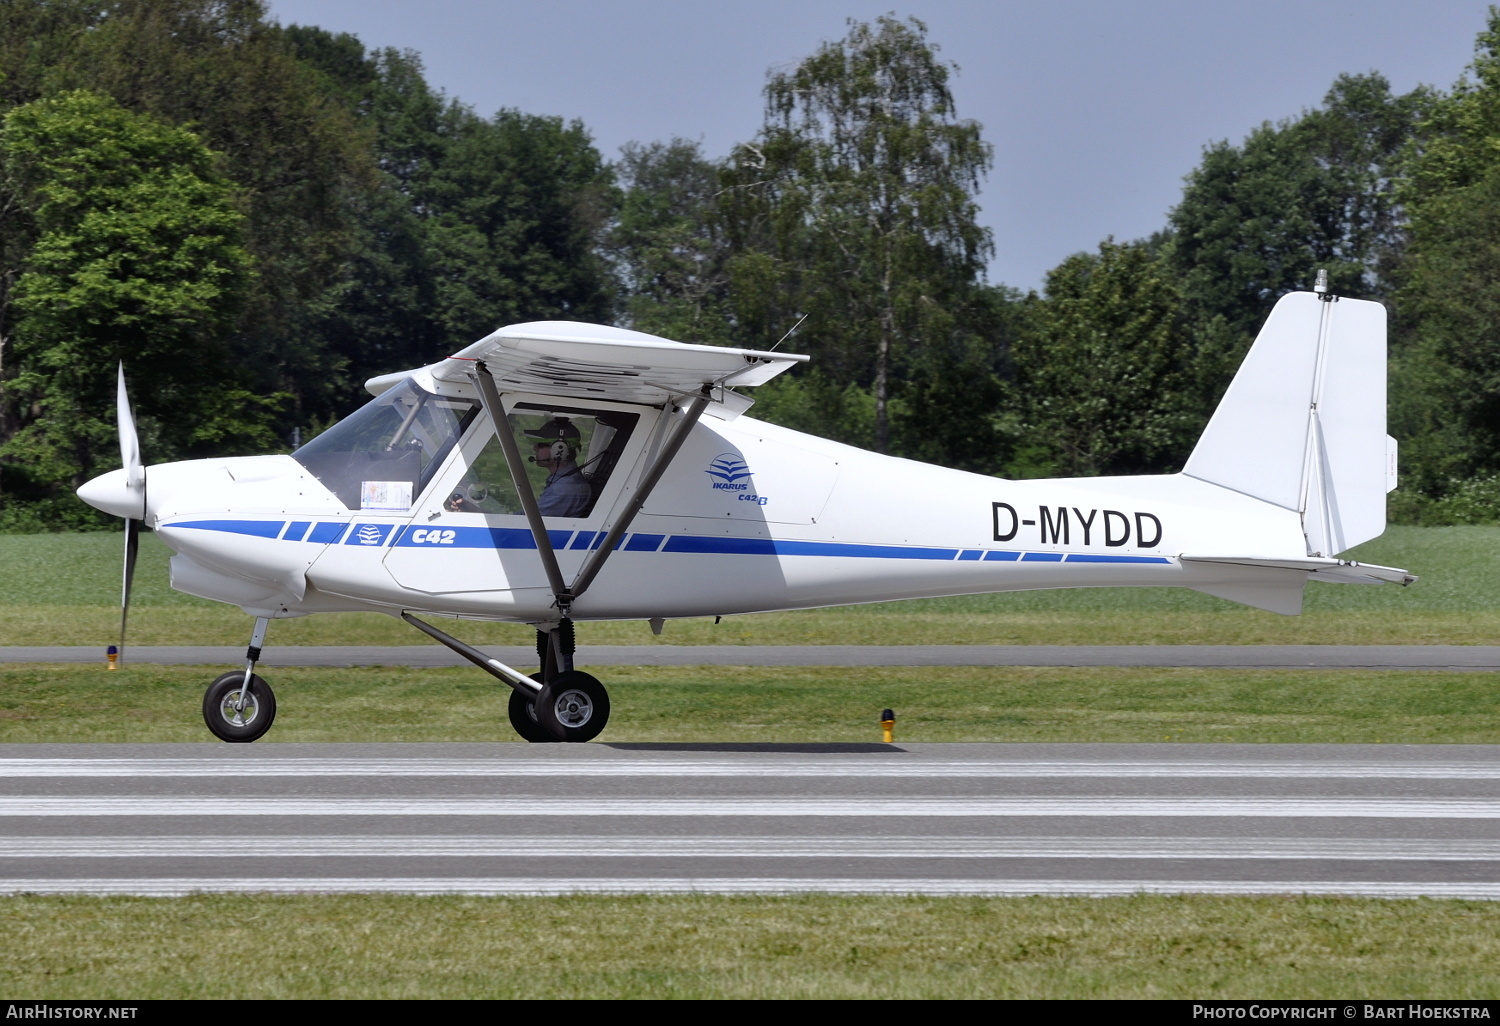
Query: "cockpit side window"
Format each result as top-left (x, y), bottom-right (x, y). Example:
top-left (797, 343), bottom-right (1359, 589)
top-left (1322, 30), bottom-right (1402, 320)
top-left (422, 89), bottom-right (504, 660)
top-left (445, 403), bottom-right (639, 519)
top-left (292, 380), bottom-right (478, 511)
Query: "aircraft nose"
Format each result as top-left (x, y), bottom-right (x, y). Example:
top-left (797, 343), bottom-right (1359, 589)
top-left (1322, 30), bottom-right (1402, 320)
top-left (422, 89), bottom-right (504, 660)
top-left (77, 468), bottom-right (146, 519)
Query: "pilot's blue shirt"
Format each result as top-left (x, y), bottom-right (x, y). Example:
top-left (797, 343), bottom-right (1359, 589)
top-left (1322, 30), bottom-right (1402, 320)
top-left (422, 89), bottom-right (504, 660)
top-left (538, 463), bottom-right (592, 517)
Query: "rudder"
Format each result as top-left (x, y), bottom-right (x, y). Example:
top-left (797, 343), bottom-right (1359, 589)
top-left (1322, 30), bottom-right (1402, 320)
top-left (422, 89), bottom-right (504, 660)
top-left (1182, 290), bottom-right (1392, 557)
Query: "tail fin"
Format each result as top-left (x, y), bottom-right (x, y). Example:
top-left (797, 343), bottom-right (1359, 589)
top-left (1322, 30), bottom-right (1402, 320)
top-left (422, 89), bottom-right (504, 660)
top-left (1182, 290), bottom-right (1395, 557)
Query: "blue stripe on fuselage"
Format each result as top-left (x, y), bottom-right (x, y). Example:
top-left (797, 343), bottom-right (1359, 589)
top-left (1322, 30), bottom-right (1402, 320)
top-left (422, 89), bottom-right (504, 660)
top-left (172, 519), bottom-right (285, 539)
top-left (391, 525), bottom-right (574, 549)
top-left (164, 520), bottom-right (1172, 565)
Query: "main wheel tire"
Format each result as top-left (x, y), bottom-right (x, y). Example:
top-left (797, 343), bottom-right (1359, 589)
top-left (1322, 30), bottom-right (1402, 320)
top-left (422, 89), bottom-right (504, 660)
top-left (508, 688), bottom-right (561, 743)
top-left (202, 671), bottom-right (276, 743)
top-left (535, 670), bottom-right (610, 743)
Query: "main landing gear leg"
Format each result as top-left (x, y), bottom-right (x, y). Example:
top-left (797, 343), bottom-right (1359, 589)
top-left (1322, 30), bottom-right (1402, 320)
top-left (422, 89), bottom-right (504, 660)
top-left (532, 618), bottom-right (610, 744)
top-left (203, 616), bottom-right (277, 743)
top-left (402, 613), bottom-right (609, 744)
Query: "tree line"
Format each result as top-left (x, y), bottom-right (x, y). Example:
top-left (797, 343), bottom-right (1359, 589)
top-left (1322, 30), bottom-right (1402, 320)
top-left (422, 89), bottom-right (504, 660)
top-left (2, 0), bottom-right (1498, 531)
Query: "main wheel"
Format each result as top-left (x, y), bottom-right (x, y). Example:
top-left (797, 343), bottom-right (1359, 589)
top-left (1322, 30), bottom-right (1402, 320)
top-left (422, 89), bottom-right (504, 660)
top-left (202, 671), bottom-right (276, 743)
top-left (535, 670), bottom-right (610, 743)
top-left (508, 688), bottom-right (561, 743)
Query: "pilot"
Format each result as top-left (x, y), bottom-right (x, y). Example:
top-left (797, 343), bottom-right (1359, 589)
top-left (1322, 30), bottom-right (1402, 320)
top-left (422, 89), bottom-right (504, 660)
top-left (528, 418), bottom-right (592, 518)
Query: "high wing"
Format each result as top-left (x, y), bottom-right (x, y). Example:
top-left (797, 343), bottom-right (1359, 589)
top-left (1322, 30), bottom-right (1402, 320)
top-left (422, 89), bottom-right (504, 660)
top-left (365, 321), bottom-right (808, 410)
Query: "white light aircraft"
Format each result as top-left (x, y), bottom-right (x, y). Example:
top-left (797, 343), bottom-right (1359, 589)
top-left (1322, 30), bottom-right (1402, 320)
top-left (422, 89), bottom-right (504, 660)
top-left (77, 276), bottom-right (1414, 743)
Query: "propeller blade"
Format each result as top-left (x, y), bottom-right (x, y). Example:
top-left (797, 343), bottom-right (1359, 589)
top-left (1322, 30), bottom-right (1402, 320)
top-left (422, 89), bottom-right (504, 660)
top-left (116, 363), bottom-right (144, 666)
top-left (118, 363), bottom-right (143, 491)
top-left (120, 516), bottom-right (139, 666)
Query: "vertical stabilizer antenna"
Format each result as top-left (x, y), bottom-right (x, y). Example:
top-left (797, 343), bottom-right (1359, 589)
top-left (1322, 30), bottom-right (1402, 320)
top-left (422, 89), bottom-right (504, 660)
top-left (1313, 268), bottom-right (1331, 300)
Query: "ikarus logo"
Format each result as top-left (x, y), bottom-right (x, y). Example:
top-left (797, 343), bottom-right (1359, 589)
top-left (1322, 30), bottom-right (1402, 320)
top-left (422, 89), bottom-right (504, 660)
top-left (707, 454), bottom-right (752, 491)
top-left (345, 523), bottom-right (392, 546)
top-left (707, 453), bottom-right (768, 505)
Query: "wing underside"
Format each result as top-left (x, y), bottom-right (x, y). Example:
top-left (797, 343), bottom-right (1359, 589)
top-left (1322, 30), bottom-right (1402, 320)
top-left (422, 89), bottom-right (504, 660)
top-left (367, 321), bottom-right (808, 408)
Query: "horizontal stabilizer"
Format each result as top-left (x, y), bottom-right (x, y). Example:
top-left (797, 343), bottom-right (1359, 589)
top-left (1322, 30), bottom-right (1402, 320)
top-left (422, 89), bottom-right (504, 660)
top-left (1181, 554), bottom-right (1416, 586)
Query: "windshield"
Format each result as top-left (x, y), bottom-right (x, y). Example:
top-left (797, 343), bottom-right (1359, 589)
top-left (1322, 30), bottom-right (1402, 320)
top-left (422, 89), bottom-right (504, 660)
top-left (293, 380), bottom-right (479, 511)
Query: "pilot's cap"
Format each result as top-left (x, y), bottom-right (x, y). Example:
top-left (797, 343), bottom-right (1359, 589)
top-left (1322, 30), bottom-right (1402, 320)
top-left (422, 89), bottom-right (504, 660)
top-left (525, 417), bottom-right (581, 444)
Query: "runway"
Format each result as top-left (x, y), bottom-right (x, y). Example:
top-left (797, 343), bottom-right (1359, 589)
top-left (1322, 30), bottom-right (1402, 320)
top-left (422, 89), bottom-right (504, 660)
top-left (2, 742), bottom-right (1497, 897)
top-left (5, 644), bottom-right (1500, 669)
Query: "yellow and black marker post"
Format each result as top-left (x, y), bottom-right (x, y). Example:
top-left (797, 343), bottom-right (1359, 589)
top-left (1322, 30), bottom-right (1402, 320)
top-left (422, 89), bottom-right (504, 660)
top-left (880, 708), bottom-right (895, 744)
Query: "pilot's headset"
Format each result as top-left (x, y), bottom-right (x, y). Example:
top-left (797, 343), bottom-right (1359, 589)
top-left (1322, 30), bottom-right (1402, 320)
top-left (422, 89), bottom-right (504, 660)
top-left (527, 418), bottom-right (581, 464)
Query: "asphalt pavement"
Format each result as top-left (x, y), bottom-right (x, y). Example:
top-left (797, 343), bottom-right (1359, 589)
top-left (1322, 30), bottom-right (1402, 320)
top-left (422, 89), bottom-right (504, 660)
top-left (2, 742), bottom-right (1497, 897)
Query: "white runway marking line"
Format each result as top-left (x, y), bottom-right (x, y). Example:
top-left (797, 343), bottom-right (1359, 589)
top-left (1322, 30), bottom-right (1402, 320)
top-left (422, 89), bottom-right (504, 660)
top-left (4, 835), bottom-right (1500, 860)
top-left (4, 878), bottom-right (1500, 898)
top-left (4, 797), bottom-right (1500, 817)
top-left (5, 758), bottom-right (1500, 779)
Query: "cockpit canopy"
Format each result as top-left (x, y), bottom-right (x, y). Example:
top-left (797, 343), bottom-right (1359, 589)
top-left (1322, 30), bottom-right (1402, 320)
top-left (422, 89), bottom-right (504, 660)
top-left (291, 380), bottom-right (641, 518)
top-left (292, 380), bottom-right (477, 511)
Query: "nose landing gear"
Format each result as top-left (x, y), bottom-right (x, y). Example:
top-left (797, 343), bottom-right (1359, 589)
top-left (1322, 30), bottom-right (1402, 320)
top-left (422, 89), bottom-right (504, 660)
top-left (202, 616), bottom-right (276, 743)
top-left (203, 670), bottom-right (276, 742)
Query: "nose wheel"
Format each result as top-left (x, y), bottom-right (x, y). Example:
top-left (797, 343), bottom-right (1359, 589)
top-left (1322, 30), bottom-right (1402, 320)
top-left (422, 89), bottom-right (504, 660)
top-left (203, 615), bottom-right (276, 743)
top-left (202, 671), bottom-right (276, 743)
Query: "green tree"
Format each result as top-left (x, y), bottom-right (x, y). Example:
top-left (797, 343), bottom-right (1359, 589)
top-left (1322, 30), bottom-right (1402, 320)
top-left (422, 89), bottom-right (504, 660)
top-left (0, 1), bottom-right (378, 431)
top-left (1393, 9), bottom-right (1500, 505)
top-left (889, 283), bottom-right (1020, 474)
top-left (1008, 239), bottom-right (1194, 478)
top-left (422, 107), bottom-right (617, 340)
top-left (609, 139), bottom-right (733, 345)
top-left (722, 15), bottom-right (994, 454)
top-left (0, 91), bottom-right (265, 502)
top-left (1169, 73), bottom-right (1427, 425)
top-left (281, 32), bottom-right (618, 414)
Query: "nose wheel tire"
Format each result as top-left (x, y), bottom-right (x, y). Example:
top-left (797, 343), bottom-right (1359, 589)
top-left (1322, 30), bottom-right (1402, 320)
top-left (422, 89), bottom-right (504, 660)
top-left (203, 672), bottom-right (276, 743)
top-left (508, 688), bottom-right (562, 743)
top-left (535, 670), bottom-right (610, 743)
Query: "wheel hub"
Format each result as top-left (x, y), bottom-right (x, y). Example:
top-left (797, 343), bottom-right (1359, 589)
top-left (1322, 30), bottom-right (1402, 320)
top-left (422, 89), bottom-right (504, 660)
top-left (219, 690), bottom-right (258, 727)
top-left (553, 689), bottom-right (593, 727)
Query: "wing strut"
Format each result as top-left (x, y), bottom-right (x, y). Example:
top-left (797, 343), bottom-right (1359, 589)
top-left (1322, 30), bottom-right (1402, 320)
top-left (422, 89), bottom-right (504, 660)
top-left (471, 366), bottom-right (711, 612)
top-left (569, 385), bottom-right (711, 601)
top-left (472, 362), bottom-right (571, 607)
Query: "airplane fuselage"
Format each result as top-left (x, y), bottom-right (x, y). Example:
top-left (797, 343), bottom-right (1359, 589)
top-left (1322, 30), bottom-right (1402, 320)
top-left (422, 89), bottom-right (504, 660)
top-left (140, 405), bottom-right (1307, 625)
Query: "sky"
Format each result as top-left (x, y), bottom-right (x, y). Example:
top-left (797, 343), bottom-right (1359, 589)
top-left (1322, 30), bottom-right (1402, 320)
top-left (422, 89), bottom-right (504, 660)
top-left (266, 0), bottom-right (1494, 292)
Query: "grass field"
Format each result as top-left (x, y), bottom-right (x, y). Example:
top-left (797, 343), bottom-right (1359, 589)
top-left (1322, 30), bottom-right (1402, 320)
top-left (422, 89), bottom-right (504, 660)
top-left (4, 529), bottom-right (1497, 1001)
top-left (2, 893), bottom-right (1497, 999)
top-left (2, 663), bottom-right (1497, 744)
top-left (1, 525), bottom-right (1498, 646)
